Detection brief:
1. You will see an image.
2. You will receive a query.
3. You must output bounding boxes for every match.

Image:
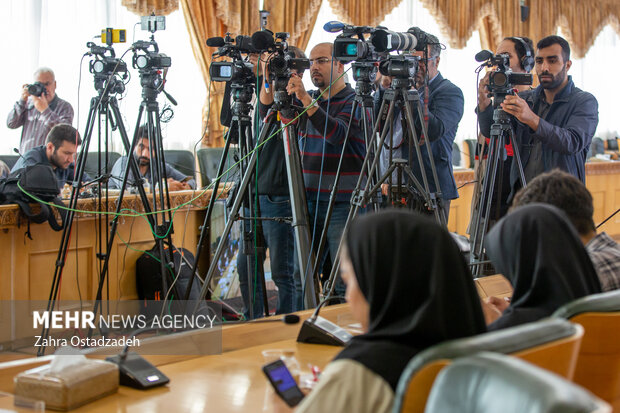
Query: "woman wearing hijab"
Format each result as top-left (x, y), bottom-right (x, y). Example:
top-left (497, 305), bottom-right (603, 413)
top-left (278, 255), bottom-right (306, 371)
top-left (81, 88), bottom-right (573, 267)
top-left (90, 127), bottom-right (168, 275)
top-left (483, 203), bottom-right (601, 330)
top-left (277, 209), bottom-right (486, 413)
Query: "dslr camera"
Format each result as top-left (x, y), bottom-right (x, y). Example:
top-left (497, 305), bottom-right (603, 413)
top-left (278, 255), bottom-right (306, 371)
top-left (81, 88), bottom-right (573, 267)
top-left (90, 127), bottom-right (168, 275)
top-left (27, 82), bottom-right (47, 97)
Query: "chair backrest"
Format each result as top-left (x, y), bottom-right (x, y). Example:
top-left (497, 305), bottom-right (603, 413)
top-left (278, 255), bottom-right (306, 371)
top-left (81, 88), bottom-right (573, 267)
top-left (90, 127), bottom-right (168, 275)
top-left (424, 352), bottom-right (610, 413)
top-left (82, 151), bottom-right (121, 178)
top-left (463, 139), bottom-right (476, 168)
top-left (197, 147), bottom-right (236, 187)
top-left (474, 274), bottom-right (512, 300)
top-left (0, 154), bottom-right (20, 170)
top-left (553, 290), bottom-right (620, 411)
top-left (163, 150), bottom-right (196, 180)
top-left (392, 318), bottom-right (583, 413)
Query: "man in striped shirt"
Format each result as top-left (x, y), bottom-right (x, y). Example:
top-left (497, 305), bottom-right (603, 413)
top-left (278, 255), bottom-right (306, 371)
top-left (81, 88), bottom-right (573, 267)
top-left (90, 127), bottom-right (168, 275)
top-left (260, 42), bottom-right (365, 297)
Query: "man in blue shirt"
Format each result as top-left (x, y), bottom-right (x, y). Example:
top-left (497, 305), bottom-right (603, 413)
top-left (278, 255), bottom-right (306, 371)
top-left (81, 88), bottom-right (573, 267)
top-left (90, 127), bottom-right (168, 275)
top-left (109, 126), bottom-right (195, 191)
top-left (11, 123), bottom-right (81, 190)
top-left (478, 35), bottom-right (599, 196)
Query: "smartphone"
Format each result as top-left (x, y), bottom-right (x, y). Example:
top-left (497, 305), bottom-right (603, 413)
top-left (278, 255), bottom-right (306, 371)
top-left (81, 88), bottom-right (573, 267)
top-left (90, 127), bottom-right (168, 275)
top-left (262, 359), bottom-right (305, 407)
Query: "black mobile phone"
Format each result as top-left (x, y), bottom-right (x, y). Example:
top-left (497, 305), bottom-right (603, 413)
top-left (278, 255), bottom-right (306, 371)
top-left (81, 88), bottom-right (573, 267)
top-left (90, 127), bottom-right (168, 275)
top-left (262, 359), bottom-right (305, 407)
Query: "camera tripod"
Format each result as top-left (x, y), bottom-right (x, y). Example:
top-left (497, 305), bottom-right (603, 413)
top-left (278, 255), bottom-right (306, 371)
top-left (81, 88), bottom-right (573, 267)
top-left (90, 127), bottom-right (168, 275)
top-left (188, 79), bottom-right (319, 315)
top-left (469, 103), bottom-right (526, 276)
top-left (38, 55), bottom-right (178, 356)
top-left (319, 73), bottom-right (445, 298)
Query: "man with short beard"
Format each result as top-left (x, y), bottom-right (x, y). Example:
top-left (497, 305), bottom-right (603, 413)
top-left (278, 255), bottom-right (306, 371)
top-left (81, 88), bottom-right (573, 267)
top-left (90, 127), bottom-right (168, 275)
top-left (109, 125), bottom-right (195, 191)
top-left (11, 123), bottom-right (81, 190)
top-left (478, 35), bottom-right (599, 197)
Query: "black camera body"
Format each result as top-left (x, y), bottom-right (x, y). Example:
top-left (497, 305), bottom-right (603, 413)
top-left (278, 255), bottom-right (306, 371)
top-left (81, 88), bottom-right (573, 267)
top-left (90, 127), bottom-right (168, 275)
top-left (333, 25), bottom-right (377, 63)
top-left (27, 82), bottom-right (47, 97)
top-left (132, 40), bottom-right (171, 71)
top-left (379, 55), bottom-right (419, 79)
top-left (86, 41), bottom-right (128, 94)
top-left (484, 52), bottom-right (533, 106)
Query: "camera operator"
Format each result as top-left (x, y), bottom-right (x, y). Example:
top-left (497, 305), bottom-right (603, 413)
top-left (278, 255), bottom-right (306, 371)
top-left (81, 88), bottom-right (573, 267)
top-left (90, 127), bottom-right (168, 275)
top-left (477, 35), bottom-right (599, 195)
top-left (7, 68), bottom-right (74, 154)
top-left (378, 34), bottom-right (464, 221)
top-left (259, 42), bottom-right (365, 297)
top-left (235, 47), bottom-right (306, 319)
top-left (475, 37), bottom-right (534, 219)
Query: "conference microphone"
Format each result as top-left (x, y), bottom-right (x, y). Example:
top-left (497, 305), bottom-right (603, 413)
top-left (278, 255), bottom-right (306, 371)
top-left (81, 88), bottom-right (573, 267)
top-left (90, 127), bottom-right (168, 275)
top-left (224, 314), bottom-right (300, 325)
top-left (206, 36), bottom-right (225, 47)
top-left (251, 30), bottom-right (275, 51)
top-left (475, 50), bottom-right (494, 62)
top-left (297, 297), bottom-right (352, 346)
top-left (323, 21), bottom-right (346, 33)
top-left (13, 147), bottom-right (26, 162)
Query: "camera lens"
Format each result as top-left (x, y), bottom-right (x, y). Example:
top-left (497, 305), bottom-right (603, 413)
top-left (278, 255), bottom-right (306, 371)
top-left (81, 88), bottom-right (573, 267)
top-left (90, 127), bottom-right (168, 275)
top-left (135, 55), bottom-right (149, 69)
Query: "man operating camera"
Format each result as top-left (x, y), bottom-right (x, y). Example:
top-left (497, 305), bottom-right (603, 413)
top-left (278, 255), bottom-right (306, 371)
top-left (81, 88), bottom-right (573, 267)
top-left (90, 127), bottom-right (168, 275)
top-left (7, 67), bottom-right (74, 154)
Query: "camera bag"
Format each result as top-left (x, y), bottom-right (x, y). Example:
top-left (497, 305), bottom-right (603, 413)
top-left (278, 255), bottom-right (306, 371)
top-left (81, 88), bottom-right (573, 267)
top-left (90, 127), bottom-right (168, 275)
top-left (0, 164), bottom-right (66, 232)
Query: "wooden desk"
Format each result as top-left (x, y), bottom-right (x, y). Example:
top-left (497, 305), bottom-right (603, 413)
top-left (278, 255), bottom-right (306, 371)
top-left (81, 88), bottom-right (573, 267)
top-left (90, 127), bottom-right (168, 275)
top-left (0, 189), bottom-right (227, 302)
top-left (0, 305), bottom-right (351, 412)
top-left (449, 162), bottom-right (620, 238)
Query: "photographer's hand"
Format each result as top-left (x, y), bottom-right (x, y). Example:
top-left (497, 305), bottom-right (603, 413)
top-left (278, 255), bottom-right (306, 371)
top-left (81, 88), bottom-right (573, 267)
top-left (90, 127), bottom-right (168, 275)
top-left (32, 95), bottom-right (49, 113)
top-left (21, 84), bottom-right (30, 102)
top-left (477, 72), bottom-right (491, 111)
top-left (287, 74), bottom-right (316, 115)
top-left (500, 94), bottom-right (539, 131)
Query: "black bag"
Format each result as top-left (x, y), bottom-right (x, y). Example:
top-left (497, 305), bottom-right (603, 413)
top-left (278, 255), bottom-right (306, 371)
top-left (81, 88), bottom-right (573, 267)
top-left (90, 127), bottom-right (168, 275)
top-left (0, 164), bottom-right (65, 231)
top-left (136, 245), bottom-right (202, 301)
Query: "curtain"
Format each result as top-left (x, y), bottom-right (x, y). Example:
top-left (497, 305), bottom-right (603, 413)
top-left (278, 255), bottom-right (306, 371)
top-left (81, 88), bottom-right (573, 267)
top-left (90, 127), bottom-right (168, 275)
top-left (180, 0), bottom-right (259, 147)
top-left (263, 0), bottom-right (323, 51)
top-left (328, 0), bottom-right (402, 27)
top-left (421, 0), bottom-right (620, 58)
top-left (122, 0), bottom-right (179, 15)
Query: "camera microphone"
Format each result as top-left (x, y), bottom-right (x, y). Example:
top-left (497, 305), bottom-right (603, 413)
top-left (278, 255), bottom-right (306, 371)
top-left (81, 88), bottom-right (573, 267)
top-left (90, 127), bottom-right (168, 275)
top-left (251, 30), bottom-right (275, 51)
top-left (206, 36), bottom-right (225, 47)
top-left (475, 50), bottom-right (493, 62)
top-left (323, 21), bottom-right (346, 33)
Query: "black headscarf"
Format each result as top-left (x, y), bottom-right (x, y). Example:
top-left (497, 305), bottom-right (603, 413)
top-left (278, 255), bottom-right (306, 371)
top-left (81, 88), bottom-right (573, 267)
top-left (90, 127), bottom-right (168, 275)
top-left (485, 203), bottom-right (601, 330)
top-left (335, 209), bottom-right (487, 390)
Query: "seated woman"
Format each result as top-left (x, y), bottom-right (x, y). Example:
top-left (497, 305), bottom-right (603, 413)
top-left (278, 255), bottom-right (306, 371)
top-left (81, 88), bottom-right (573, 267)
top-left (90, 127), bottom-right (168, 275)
top-left (277, 209), bottom-right (486, 413)
top-left (483, 203), bottom-right (601, 330)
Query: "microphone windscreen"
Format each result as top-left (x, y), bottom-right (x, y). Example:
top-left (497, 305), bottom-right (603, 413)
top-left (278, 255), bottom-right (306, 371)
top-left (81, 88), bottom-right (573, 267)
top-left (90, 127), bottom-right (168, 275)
top-left (282, 314), bottom-right (300, 324)
top-left (251, 30), bottom-right (274, 51)
top-left (206, 37), bottom-right (225, 47)
top-left (475, 50), bottom-right (493, 62)
top-left (323, 21), bottom-right (345, 33)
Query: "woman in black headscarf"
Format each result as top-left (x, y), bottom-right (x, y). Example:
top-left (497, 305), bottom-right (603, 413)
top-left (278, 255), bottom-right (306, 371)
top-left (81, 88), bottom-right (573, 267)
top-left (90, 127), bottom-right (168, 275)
top-left (286, 209), bottom-right (487, 413)
top-left (483, 203), bottom-right (601, 330)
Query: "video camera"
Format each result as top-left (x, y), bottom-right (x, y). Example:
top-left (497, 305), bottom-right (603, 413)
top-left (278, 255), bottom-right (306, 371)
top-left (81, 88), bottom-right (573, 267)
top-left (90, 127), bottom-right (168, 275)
top-left (131, 16), bottom-right (171, 95)
top-left (207, 34), bottom-right (256, 83)
top-left (87, 40), bottom-right (128, 94)
top-left (476, 50), bottom-right (533, 106)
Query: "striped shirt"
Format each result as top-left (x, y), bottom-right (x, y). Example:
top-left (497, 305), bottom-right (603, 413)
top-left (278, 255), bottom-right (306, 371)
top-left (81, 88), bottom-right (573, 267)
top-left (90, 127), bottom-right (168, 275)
top-left (7, 95), bottom-right (74, 154)
top-left (299, 86), bottom-right (366, 202)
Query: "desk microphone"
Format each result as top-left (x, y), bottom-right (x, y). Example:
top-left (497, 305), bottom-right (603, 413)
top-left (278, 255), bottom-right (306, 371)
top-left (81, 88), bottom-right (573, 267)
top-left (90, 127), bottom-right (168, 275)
top-left (297, 297), bottom-right (352, 346)
top-left (224, 314), bottom-right (300, 325)
top-left (13, 147), bottom-right (26, 162)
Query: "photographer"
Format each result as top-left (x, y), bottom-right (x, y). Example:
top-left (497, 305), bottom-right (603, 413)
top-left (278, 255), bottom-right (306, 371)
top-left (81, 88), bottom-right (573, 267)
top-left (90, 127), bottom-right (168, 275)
top-left (378, 34), bottom-right (464, 221)
top-left (7, 68), bottom-right (74, 154)
top-left (259, 42), bottom-right (365, 297)
top-left (477, 35), bottom-right (599, 195)
top-left (235, 48), bottom-right (305, 318)
top-left (475, 37), bottom-right (534, 219)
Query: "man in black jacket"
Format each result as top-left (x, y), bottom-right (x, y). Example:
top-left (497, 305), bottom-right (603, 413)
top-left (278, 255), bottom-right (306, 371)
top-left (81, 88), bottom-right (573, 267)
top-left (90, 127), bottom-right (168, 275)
top-left (478, 35), bottom-right (599, 196)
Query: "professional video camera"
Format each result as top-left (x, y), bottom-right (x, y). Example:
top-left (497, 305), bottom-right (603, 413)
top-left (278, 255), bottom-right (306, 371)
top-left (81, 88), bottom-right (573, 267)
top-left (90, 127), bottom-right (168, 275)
top-left (379, 54), bottom-right (419, 79)
top-left (207, 33), bottom-right (256, 82)
top-left (251, 30), bottom-right (310, 112)
top-left (131, 16), bottom-right (171, 97)
top-left (475, 50), bottom-right (533, 106)
top-left (87, 40), bottom-right (128, 94)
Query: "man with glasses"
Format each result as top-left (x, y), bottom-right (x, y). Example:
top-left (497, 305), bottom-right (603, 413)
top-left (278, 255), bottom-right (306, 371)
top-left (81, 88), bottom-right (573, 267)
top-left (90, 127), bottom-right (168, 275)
top-left (7, 67), bottom-right (74, 154)
top-left (259, 42), bottom-right (365, 299)
top-left (378, 33), bottom-right (464, 221)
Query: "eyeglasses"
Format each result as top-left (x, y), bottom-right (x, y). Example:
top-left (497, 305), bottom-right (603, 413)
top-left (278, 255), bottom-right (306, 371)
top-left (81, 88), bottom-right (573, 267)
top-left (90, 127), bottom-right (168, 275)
top-left (309, 58), bottom-right (332, 66)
